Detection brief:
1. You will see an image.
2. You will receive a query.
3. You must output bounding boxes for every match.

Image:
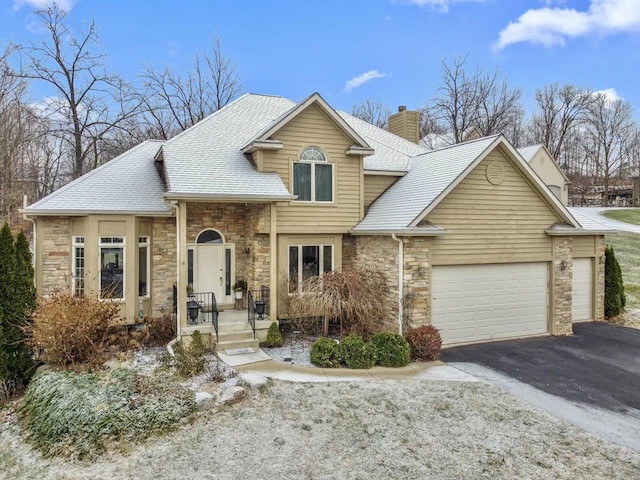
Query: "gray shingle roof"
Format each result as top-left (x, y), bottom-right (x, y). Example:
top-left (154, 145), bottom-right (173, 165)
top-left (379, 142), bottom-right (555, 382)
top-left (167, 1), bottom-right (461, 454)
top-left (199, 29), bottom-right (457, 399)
top-left (566, 208), bottom-right (617, 232)
top-left (518, 145), bottom-right (542, 163)
top-left (23, 140), bottom-right (171, 215)
top-left (161, 94), bottom-right (295, 199)
top-left (338, 111), bottom-right (429, 172)
top-left (354, 136), bottom-right (501, 232)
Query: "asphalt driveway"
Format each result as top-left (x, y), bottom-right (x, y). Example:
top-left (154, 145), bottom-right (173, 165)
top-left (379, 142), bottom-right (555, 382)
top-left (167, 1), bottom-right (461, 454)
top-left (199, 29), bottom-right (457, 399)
top-left (441, 322), bottom-right (640, 414)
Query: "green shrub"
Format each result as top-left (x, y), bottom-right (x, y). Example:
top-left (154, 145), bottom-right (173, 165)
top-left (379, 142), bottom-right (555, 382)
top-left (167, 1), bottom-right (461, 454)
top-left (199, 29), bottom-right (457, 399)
top-left (165, 330), bottom-right (211, 378)
top-left (264, 322), bottom-right (283, 347)
top-left (605, 245), bottom-right (626, 317)
top-left (371, 332), bottom-right (410, 367)
top-left (18, 369), bottom-right (196, 458)
top-left (405, 325), bottom-right (442, 361)
top-left (310, 337), bottom-right (341, 368)
top-left (340, 334), bottom-right (377, 369)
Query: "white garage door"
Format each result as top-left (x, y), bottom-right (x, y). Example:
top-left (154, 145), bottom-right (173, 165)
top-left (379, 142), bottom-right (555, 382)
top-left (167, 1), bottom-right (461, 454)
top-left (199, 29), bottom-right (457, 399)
top-left (572, 258), bottom-right (593, 323)
top-left (432, 263), bottom-right (549, 346)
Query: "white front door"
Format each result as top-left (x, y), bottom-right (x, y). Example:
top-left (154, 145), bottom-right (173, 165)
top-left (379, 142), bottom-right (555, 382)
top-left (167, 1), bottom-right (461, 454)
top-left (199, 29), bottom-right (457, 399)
top-left (196, 244), bottom-right (225, 302)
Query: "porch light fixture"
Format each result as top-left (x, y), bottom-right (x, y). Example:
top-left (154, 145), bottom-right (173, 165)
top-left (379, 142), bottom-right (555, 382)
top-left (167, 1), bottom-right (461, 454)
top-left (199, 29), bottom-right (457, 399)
top-left (187, 299), bottom-right (201, 324)
top-left (254, 300), bottom-right (266, 320)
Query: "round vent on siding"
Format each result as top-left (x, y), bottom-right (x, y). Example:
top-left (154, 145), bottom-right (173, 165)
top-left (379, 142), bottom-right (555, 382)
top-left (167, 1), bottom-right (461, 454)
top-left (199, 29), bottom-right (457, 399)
top-left (486, 161), bottom-right (505, 185)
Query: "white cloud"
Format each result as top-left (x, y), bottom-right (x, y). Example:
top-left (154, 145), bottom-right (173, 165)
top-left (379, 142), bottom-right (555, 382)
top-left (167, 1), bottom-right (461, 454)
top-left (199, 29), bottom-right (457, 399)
top-left (13, 0), bottom-right (75, 12)
top-left (595, 88), bottom-right (622, 102)
top-left (343, 70), bottom-right (387, 93)
top-left (495, 0), bottom-right (640, 50)
top-left (404, 0), bottom-right (485, 13)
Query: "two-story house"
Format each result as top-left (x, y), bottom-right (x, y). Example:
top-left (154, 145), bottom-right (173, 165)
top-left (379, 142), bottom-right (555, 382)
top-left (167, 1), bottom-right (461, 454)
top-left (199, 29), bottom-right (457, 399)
top-left (22, 92), bottom-right (611, 348)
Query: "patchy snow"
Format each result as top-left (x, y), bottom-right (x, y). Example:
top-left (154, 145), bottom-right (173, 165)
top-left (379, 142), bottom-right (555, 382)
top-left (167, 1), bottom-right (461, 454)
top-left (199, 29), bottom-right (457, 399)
top-left (2, 380), bottom-right (640, 479)
top-left (261, 333), bottom-right (325, 367)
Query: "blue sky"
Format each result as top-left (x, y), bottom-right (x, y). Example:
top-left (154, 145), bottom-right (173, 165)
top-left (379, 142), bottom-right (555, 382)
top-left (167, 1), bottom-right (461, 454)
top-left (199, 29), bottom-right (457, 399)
top-left (1, 0), bottom-right (639, 117)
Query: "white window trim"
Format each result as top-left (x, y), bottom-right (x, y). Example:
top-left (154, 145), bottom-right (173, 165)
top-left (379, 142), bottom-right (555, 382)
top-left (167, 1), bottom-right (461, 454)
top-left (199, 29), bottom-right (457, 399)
top-left (99, 236), bottom-right (125, 301)
top-left (288, 244), bottom-right (334, 293)
top-left (293, 147), bottom-right (335, 203)
top-left (138, 236), bottom-right (150, 298)
top-left (72, 236), bottom-right (85, 296)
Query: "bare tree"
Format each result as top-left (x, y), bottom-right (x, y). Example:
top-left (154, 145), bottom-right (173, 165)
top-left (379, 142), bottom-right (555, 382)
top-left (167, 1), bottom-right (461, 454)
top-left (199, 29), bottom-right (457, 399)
top-left (528, 83), bottom-right (594, 166)
top-left (138, 38), bottom-right (241, 139)
top-left (420, 56), bottom-right (523, 145)
top-left (351, 99), bottom-right (392, 129)
top-left (581, 94), bottom-right (635, 205)
top-left (15, 5), bottom-right (141, 179)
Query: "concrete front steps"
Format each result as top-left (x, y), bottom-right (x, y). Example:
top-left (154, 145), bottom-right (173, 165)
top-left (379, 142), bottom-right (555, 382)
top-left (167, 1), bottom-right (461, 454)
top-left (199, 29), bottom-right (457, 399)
top-left (215, 309), bottom-right (273, 353)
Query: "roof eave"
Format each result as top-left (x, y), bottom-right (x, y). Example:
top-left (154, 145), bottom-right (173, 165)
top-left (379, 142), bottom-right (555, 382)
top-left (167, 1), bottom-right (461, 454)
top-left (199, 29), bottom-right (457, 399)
top-left (20, 208), bottom-right (172, 217)
top-left (350, 228), bottom-right (447, 237)
top-left (162, 192), bottom-right (294, 202)
top-left (240, 140), bottom-right (284, 154)
top-left (364, 170), bottom-right (406, 177)
top-left (346, 146), bottom-right (375, 156)
top-left (545, 228), bottom-right (615, 236)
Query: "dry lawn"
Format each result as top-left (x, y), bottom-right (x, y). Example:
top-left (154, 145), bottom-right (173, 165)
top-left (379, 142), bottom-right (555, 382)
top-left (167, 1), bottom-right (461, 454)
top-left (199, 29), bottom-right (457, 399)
top-left (2, 379), bottom-right (640, 479)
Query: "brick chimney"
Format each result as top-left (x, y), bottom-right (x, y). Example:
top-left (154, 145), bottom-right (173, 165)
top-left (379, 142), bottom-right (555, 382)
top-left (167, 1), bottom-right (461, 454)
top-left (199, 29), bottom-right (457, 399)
top-left (388, 106), bottom-right (420, 144)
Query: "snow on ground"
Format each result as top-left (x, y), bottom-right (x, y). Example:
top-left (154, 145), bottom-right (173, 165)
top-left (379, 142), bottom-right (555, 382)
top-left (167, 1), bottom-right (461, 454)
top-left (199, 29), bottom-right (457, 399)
top-left (2, 379), bottom-right (640, 479)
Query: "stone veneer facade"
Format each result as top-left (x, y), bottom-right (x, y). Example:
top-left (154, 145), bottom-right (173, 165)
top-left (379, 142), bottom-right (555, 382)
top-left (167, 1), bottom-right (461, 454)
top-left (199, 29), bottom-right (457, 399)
top-left (402, 237), bottom-right (432, 329)
top-left (342, 235), bottom-right (400, 327)
top-left (186, 202), bottom-right (271, 293)
top-left (151, 217), bottom-right (177, 317)
top-left (595, 235), bottom-right (606, 322)
top-left (39, 216), bottom-right (71, 296)
top-left (552, 236), bottom-right (573, 335)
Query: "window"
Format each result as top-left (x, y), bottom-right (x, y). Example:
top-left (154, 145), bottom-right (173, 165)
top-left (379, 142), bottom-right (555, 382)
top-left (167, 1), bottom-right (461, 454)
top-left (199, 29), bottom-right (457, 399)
top-left (72, 237), bottom-right (85, 297)
top-left (139, 237), bottom-right (149, 297)
top-left (99, 237), bottom-right (124, 299)
top-left (293, 147), bottom-right (333, 202)
top-left (288, 244), bottom-right (333, 292)
top-left (197, 229), bottom-right (223, 243)
top-left (187, 248), bottom-right (194, 292)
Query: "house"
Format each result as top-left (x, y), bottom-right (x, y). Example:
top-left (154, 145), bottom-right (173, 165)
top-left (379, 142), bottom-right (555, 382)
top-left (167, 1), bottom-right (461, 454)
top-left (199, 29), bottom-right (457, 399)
top-left (22, 92), bottom-right (612, 348)
top-left (518, 144), bottom-right (570, 205)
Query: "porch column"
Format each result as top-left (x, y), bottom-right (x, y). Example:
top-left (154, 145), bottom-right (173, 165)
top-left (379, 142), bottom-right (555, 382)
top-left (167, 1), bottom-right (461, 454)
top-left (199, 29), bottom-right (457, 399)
top-left (270, 202), bottom-right (277, 320)
top-left (177, 200), bottom-right (188, 333)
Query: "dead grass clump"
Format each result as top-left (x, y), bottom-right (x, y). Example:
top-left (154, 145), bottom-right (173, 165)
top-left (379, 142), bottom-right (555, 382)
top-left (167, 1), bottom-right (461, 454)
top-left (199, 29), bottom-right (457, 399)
top-left (287, 268), bottom-right (392, 340)
top-left (143, 315), bottom-right (176, 346)
top-left (25, 294), bottom-right (120, 367)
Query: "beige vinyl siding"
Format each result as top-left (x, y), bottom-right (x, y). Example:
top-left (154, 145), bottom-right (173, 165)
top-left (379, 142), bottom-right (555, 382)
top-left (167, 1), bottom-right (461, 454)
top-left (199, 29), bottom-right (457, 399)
top-left (364, 175), bottom-right (399, 209)
top-left (262, 104), bottom-right (362, 234)
top-left (573, 236), bottom-right (596, 258)
top-left (426, 149), bottom-right (561, 265)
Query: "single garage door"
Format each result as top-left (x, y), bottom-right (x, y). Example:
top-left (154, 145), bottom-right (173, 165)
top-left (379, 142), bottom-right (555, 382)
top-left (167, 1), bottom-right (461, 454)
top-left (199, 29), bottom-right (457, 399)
top-left (572, 258), bottom-right (593, 322)
top-left (432, 263), bottom-right (549, 345)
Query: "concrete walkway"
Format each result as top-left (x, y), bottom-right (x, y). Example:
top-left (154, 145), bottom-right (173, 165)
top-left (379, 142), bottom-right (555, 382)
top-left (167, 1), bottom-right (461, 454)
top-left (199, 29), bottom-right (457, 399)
top-left (220, 350), bottom-right (478, 383)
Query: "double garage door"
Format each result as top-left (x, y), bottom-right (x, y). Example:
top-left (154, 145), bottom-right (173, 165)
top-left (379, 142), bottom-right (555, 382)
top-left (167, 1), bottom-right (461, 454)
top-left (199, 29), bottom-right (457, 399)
top-left (432, 260), bottom-right (594, 346)
top-left (432, 263), bottom-right (549, 346)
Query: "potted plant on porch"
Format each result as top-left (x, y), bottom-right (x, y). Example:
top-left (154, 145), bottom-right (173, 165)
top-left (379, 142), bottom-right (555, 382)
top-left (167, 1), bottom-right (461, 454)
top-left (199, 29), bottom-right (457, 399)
top-left (232, 279), bottom-right (248, 300)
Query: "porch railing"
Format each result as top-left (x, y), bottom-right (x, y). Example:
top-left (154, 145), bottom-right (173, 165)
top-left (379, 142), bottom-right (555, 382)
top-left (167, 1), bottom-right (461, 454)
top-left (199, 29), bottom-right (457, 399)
top-left (248, 286), bottom-right (270, 339)
top-left (186, 291), bottom-right (219, 341)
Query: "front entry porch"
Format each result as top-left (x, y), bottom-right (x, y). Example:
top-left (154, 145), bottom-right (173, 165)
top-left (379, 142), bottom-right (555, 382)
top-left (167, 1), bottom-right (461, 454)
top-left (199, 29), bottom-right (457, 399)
top-left (180, 288), bottom-right (274, 352)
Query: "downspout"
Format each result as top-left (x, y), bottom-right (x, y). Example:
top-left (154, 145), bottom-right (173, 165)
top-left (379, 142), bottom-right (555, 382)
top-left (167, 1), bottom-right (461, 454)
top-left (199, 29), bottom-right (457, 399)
top-left (391, 234), bottom-right (403, 335)
top-left (166, 200), bottom-right (180, 355)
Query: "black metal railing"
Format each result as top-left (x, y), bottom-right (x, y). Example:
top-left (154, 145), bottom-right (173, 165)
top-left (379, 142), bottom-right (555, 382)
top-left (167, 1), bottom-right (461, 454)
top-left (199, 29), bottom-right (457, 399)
top-left (248, 286), bottom-right (270, 339)
top-left (186, 291), bottom-right (219, 340)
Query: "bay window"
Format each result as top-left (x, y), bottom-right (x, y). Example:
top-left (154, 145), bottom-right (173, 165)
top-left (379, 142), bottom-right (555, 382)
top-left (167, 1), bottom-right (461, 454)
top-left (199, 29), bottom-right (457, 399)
top-left (99, 236), bottom-right (124, 299)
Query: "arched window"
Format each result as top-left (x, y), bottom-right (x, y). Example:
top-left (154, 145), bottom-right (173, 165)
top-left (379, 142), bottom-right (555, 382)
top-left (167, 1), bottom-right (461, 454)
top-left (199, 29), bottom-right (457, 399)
top-left (293, 147), bottom-right (333, 202)
top-left (197, 229), bottom-right (223, 244)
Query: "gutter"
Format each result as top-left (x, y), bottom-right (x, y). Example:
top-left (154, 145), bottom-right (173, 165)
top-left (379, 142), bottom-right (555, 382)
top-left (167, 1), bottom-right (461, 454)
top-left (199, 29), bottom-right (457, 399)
top-left (391, 234), bottom-right (403, 336)
top-left (162, 193), bottom-right (295, 202)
